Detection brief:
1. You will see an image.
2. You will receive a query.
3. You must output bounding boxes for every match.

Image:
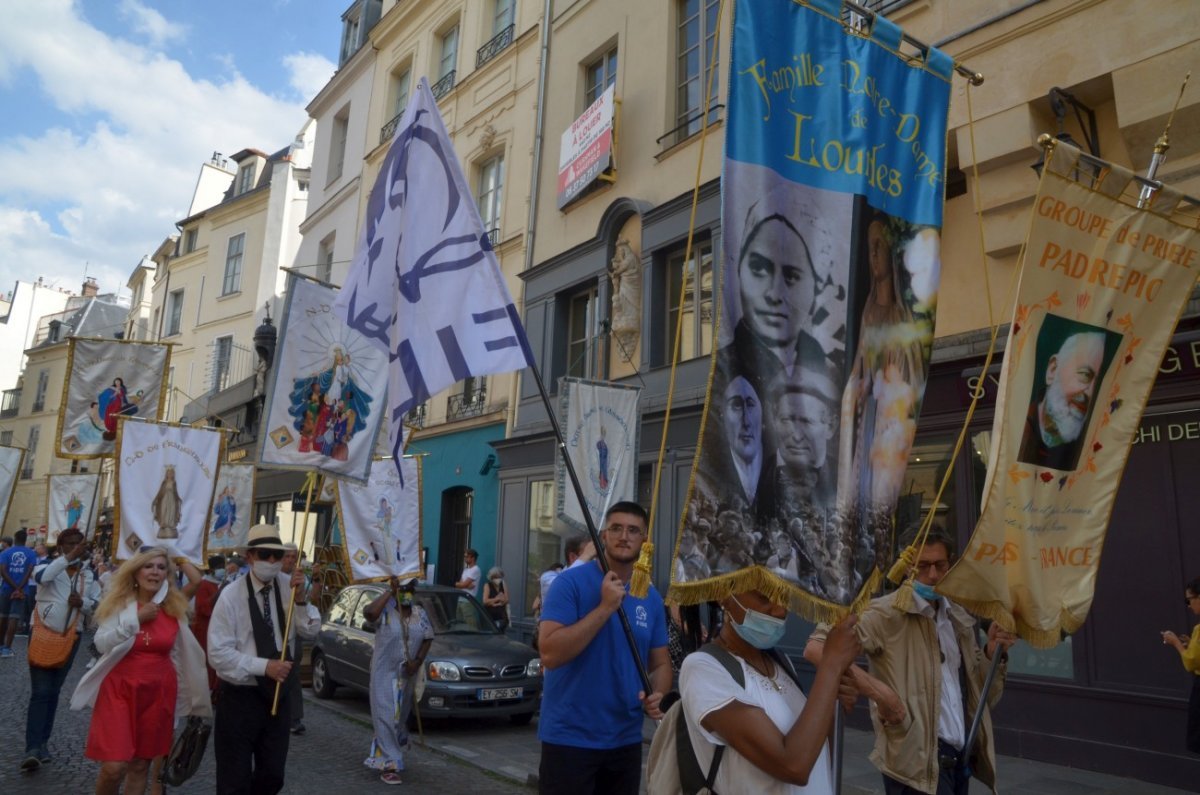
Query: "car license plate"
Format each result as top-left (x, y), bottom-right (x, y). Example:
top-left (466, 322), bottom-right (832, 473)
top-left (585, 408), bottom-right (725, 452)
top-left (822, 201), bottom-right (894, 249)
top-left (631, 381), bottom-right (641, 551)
top-left (478, 687), bottom-right (523, 701)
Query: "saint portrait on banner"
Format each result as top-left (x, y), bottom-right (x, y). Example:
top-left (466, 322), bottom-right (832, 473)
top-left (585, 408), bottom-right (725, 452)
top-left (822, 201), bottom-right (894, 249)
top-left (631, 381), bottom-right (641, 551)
top-left (287, 345), bottom-right (374, 461)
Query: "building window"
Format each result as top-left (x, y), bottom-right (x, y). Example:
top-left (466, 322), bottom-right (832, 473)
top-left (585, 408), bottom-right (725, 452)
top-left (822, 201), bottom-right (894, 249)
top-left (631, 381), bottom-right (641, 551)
top-left (0, 430), bottom-right (11, 446)
top-left (23, 425), bottom-right (38, 479)
top-left (447, 376), bottom-right (488, 420)
top-left (676, 0), bottom-right (721, 143)
top-left (340, 6), bottom-right (362, 65)
top-left (663, 238), bottom-right (714, 363)
top-left (525, 479), bottom-right (557, 614)
top-left (493, 0), bottom-right (515, 34)
top-left (477, 156), bottom-right (503, 241)
top-left (223, 233), bottom-right (245, 295)
top-left (585, 47), bottom-right (618, 106)
top-left (183, 229), bottom-right (197, 253)
top-left (32, 369), bottom-right (49, 413)
top-left (439, 25), bottom-right (459, 80)
top-left (166, 365), bottom-right (175, 419)
top-left (213, 336), bottom-right (233, 392)
top-left (566, 285), bottom-right (600, 379)
top-left (382, 66), bottom-right (412, 143)
top-left (297, 179), bottom-right (309, 192)
top-left (166, 290), bottom-right (184, 336)
top-left (330, 107), bottom-right (350, 183)
top-left (317, 234), bottom-right (336, 283)
top-left (236, 163), bottom-right (256, 195)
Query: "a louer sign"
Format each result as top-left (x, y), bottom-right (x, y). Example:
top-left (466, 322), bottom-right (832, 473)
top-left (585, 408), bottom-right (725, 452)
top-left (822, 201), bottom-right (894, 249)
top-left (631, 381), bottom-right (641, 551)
top-left (557, 83), bottom-right (616, 209)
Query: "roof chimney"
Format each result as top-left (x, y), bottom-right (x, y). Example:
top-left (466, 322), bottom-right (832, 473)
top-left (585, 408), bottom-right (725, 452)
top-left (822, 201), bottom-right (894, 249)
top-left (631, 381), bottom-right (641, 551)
top-left (82, 277), bottom-right (99, 297)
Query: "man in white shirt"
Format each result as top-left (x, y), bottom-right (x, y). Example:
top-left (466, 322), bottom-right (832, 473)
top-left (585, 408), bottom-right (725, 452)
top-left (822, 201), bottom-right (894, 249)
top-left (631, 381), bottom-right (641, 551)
top-left (208, 525), bottom-right (320, 795)
top-left (455, 548), bottom-right (482, 598)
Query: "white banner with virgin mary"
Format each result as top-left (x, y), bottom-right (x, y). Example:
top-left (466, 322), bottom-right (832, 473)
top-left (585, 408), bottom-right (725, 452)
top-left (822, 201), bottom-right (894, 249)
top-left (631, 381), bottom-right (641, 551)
top-left (337, 456), bottom-right (421, 582)
top-left (206, 463), bottom-right (255, 554)
top-left (114, 420), bottom-right (224, 564)
top-left (47, 472), bottom-right (101, 543)
top-left (0, 446), bottom-right (24, 530)
top-left (259, 277), bottom-right (389, 485)
top-left (556, 378), bottom-right (641, 530)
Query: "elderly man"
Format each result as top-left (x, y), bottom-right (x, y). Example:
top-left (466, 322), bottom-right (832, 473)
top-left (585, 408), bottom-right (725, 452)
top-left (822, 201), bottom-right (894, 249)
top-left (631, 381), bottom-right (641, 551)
top-left (1018, 329), bottom-right (1106, 471)
top-left (208, 524), bottom-right (320, 794)
top-left (773, 364), bottom-right (840, 509)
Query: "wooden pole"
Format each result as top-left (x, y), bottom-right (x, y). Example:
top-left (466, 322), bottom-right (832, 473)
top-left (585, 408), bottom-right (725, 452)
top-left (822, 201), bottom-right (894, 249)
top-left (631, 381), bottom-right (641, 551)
top-left (271, 470), bottom-right (319, 716)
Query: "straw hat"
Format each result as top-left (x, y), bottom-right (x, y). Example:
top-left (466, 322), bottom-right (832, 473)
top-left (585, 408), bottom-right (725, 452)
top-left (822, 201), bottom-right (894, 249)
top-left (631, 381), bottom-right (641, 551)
top-left (242, 523), bottom-right (287, 553)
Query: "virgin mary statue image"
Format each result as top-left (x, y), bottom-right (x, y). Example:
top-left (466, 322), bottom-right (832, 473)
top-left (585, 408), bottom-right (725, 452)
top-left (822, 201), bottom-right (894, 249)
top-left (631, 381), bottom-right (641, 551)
top-left (286, 346), bottom-right (374, 456)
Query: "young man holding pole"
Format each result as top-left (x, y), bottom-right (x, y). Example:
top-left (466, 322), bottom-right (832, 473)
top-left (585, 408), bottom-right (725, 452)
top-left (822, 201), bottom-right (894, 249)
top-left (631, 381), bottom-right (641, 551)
top-left (537, 501), bottom-right (672, 795)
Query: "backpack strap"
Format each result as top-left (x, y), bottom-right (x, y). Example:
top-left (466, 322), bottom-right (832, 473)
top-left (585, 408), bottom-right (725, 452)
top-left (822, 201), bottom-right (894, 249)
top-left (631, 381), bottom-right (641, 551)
top-left (679, 643), bottom-right (746, 793)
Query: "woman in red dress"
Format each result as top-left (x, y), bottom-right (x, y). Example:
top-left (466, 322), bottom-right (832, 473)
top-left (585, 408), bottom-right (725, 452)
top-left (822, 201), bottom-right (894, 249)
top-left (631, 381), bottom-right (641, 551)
top-left (70, 547), bottom-right (210, 795)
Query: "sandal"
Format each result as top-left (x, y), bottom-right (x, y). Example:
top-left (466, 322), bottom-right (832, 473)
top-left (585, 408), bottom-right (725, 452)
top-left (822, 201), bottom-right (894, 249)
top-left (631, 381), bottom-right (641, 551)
top-left (380, 771), bottom-right (403, 785)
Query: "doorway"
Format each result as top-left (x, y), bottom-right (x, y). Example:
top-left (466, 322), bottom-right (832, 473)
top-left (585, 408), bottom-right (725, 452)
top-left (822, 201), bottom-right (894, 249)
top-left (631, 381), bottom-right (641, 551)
top-left (438, 486), bottom-right (473, 586)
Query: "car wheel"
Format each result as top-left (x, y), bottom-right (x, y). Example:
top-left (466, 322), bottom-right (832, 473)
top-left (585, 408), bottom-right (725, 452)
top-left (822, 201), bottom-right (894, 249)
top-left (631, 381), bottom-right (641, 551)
top-left (509, 711), bottom-right (534, 726)
top-left (311, 651), bottom-right (337, 699)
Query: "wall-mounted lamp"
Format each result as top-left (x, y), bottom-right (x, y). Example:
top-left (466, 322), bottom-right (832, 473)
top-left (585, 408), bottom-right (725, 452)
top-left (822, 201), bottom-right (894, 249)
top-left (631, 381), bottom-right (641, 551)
top-left (479, 453), bottom-right (499, 476)
top-left (1031, 86), bottom-right (1101, 176)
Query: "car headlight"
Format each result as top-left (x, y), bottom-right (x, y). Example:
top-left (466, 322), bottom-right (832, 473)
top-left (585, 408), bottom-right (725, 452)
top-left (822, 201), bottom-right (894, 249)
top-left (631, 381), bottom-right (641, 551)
top-left (427, 661), bottom-right (461, 681)
top-left (526, 658), bottom-right (543, 677)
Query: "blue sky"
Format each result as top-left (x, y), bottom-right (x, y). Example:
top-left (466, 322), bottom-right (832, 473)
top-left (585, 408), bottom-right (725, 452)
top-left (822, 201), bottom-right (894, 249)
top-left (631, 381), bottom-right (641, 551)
top-left (0, 0), bottom-right (340, 301)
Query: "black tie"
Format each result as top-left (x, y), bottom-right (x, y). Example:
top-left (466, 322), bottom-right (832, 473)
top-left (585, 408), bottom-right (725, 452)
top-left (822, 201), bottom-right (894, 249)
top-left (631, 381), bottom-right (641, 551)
top-left (261, 585), bottom-right (274, 635)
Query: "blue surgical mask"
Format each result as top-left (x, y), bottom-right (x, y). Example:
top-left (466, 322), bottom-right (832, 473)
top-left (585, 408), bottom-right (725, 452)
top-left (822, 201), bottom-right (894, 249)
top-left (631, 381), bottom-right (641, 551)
top-left (730, 595), bottom-right (787, 649)
top-left (912, 580), bottom-right (941, 602)
top-left (213, 569), bottom-right (227, 583)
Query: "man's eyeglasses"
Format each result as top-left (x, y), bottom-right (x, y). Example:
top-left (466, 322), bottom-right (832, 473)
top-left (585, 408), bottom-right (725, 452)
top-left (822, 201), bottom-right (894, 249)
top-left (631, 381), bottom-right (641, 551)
top-left (604, 524), bottom-right (645, 538)
top-left (915, 560), bottom-right (950, 574)
top-left (1185, 594), bottom-right (1198, 606)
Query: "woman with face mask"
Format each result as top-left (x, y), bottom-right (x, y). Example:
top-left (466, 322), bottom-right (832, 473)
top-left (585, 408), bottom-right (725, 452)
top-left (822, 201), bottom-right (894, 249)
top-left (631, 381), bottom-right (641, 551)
top-left (70, 547), bottom-right (210, 795)
top-left (482, 566), bottom-right (510, 633)
top-left (678, 590), bottom-right (860, 794)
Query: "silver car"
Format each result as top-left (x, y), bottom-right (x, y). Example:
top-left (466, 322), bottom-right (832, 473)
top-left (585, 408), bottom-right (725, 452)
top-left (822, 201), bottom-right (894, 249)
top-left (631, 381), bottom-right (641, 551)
top-left (310, 583), bottom-right (542, 724)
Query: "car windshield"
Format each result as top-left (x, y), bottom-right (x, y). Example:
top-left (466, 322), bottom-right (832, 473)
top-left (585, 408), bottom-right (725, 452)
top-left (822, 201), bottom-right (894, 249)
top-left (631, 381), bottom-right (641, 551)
top-left (415, 591), bottom-right (498, 635)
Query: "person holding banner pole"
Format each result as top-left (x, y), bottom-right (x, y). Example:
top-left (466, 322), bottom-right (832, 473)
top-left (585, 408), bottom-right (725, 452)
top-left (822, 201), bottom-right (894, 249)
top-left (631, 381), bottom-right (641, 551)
top-left (1161, 576), bottom-right (1200, 754)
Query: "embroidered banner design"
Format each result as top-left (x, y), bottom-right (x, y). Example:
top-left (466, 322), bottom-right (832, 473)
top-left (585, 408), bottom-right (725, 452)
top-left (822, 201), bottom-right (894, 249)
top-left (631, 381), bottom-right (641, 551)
top-left (206, 462), bottom-right (256, 554)
top-left (671, 0), bottom-right (953, 618)
top-left (56, 338), bottom-right (170, 459)
top-left (47, 472), bottom-right (101, 543)
top-left (337, 457), bottom-right (422, 582)
top-left (937, 142), bottom-right (1200, 646)
top-left (259, 276), bottom-right (389, 485)
top-left (556, 378), bottom-right (641, 531)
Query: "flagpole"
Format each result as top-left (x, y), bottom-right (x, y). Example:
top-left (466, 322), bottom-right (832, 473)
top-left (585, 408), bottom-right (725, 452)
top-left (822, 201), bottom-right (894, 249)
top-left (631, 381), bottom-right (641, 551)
top-left (525, 363), bottom-right (653, 695)
top-left (272, 470), bottom-right (319, 716)
top-left (832, 707), bottom-right (844, 795)
top-left (962, 645), bottom-right (1004, 773)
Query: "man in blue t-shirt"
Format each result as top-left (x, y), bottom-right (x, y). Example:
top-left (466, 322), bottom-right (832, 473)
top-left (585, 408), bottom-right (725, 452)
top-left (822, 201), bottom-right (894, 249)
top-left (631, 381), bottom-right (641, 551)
top-left (537, 501), bottom-right (671, 795)
top-left (0, 529), bottom-right (36, 658)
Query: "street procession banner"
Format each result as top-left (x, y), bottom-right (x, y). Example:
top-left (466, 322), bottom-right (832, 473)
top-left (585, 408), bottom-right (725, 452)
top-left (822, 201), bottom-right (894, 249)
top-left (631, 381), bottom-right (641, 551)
top-left (556, 378), bottom-right (641, 531)
top-left (258, 275), bottom-right (389, 485)
top-left (46, 472), bottom-right (101, 543)
top-left (56, 338), bottom-right (170, 459)
top-left (337, 456), bottom-right (422, 582)
top-left (670, 0), bottom-right (953, 618)
top-left (0, 446), bottom-right (24, 530)
top-left (937, 141), bottom-right (1200, 646)
top-left (113, 419), bottom-right (224, 564)
top-left (206, 462), bottom-right (256, 554)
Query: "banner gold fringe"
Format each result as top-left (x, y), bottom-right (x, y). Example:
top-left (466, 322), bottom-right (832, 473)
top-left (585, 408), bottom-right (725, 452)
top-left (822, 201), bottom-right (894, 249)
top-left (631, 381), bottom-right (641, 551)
top-left (668, 566), bottom-right (883, 624)
top-left (931, 592), bottom-right (1085, 650)
top-left (629, 542), bottom-right (653, 599)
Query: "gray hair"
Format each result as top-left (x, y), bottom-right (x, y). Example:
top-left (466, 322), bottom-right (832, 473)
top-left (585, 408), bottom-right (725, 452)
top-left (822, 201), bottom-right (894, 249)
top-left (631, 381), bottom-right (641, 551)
top-left (487, 566), bottom-right (504, 579)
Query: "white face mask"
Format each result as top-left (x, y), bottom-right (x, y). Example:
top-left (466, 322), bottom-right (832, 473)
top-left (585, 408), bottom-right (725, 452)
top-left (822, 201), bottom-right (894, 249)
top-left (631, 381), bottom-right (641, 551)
top-left (252, 560), bottom-right (283, 582)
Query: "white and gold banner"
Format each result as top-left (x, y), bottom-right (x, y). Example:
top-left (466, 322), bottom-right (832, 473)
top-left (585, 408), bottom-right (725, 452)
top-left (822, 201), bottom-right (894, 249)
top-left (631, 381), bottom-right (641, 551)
top-left (938, 142), bottom-right (1200, 646)
top-left (205, 462), bottom-right (255, 554)
top-left (337, 457), bottom-right (421, 583)
top-left (56, 338), bottom-right (170, 459)
top-left (556, 378), bottom-right (640, 531)
top-left (114, 420), bottom-right (224, 564)
top-left (0, 446), bottom-right (24, 529)
top-left (46, 472), bottom-right (101, 543)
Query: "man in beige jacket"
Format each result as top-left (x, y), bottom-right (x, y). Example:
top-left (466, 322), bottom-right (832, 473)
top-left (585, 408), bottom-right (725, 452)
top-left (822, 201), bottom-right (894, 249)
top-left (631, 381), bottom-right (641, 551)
top-left (807, 525), bottom-right (1015, 794)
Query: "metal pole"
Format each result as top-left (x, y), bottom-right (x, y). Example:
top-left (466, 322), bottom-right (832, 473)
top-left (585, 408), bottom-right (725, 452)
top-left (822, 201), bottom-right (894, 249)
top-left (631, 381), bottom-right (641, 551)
top-left (832, 706), bottom-right (845, 795)
top-left (525, 359), bottom-right (653, 695)
top-left (962, 647), bottom-right (1004, 766)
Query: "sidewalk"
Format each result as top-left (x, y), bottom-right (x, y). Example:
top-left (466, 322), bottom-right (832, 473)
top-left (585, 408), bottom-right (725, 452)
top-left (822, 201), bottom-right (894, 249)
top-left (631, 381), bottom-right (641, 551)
top-left (304, 691), bottom-right (1188, 793)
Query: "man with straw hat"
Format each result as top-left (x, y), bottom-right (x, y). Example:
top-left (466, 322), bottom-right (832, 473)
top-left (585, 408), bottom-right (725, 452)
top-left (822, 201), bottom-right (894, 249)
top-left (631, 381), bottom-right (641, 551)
top-left (207, 524), bottom-right (320, 794)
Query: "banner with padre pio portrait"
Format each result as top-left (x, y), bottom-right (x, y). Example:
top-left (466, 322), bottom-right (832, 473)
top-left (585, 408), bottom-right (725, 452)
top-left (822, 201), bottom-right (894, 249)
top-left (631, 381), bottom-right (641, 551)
top-left (259, 276), bottom-right (389, 485)
top-left (56, 338), bottom-right (170, 459)
top-left (206, 462), bottom-right (256, 554)
top-left (337, 456), bottom-right (422, 582)
top-left (47, 472), bottom-right (101, 543)
top-left (670, 0), bottom-right (952, 617)
top-left (556, 378), bottom-right (641, 531)
top-left (0, 446), bottom-right (24, 530)
top-left (114, 420), bottom-right (224, 564)
top-left (937, 142), bottom-right (1200, 646)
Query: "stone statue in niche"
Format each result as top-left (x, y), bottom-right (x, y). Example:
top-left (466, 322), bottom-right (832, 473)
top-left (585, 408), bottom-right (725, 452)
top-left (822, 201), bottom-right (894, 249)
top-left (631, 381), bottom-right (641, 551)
top-left (608, 238), bottom-right (641, 361)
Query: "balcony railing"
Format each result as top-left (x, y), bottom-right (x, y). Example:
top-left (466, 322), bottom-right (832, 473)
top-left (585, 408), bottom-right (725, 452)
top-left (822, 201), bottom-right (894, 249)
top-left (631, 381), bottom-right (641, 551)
top-left (20, 466), bottom-right (34, 480)
top-left (476, 24), bottom-right (515, 69)
top-left (659, 104), bottom-right (725, 150)
top-left (32, 398), bottom-right (45, 413)
top-left (431, 70), bottom-right (456, 101)
top-left (405, 403), bottom-right (427, 429)
top-left (447, 388), bottom-right (487, 421)
top-left (1, 388), bottom-right (21, 419)
top-left (486, 228), bottom-right (500, 247)
top-left (209, 341), bottom-right (256, 395)
top-left (381, 110), bottom-right (403, 145)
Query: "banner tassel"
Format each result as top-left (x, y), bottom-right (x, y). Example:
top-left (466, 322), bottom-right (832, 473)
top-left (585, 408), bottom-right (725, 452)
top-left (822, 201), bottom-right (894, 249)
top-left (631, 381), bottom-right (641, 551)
top-left (629, 542), bottom-right (653, 599)
top-left (887, 544), bottom-right (917, 585)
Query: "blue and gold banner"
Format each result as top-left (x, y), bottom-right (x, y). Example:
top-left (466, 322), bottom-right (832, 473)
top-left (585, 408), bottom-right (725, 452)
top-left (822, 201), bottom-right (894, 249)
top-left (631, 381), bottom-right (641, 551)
top-left (671, 0), bottom-right (953, 617)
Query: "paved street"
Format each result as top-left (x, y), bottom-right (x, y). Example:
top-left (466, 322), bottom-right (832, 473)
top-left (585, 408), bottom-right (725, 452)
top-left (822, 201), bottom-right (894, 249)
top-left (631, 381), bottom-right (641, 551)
top-left (0, 634), bottom-right (532, 794)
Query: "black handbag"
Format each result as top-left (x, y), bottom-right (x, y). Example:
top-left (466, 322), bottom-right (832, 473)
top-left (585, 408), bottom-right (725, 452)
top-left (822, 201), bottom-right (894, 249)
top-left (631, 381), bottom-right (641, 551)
top-left (160, 715), bottom-right (211, 786)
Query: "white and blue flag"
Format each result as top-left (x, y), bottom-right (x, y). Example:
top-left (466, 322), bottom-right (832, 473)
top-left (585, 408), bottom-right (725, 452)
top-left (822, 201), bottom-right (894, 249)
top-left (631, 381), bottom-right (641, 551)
top-left (334, 77), bottom-right (533, 473)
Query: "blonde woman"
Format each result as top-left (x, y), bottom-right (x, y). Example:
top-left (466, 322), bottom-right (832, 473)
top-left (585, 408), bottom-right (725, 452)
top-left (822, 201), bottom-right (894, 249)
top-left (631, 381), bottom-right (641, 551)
top-left (71, 547), bottom-right (210, 795)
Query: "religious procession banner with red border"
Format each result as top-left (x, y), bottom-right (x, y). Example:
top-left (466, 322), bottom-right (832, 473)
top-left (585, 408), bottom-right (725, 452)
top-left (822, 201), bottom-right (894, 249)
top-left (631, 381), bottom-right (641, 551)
top-left (55, 338), bottom-right (170, 459)
top-left (556, 378), bottom-right (641, 532)
top-left (0, 446), bottom-right (24, 530)
top-left (337, 456), bottom-right (422, 583)
top-left (113, 419), bottom-right (224, 565)
top-left (938, 142), bottom-right (1200, 646)
top-left (46, 472), bottom-right (101, 543)
top-left (670, 0), bottom-right (953, 619)
top-left (205, 462), bottom-right (256, 555)
top-left (258, 276), bottom-right (390, 485)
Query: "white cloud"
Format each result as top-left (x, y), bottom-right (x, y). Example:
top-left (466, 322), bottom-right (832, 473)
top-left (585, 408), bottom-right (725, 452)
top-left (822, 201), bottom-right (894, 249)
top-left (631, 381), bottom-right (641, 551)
top-left (0, 0), bottom-right (313, 299)
top-left (283, 52), bottom-right (336, 102)
top-left (118, 0), bottom-right (187, 48)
